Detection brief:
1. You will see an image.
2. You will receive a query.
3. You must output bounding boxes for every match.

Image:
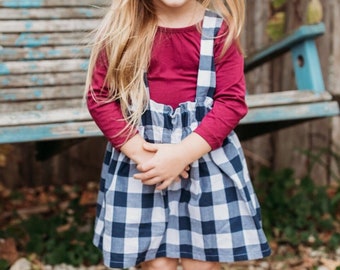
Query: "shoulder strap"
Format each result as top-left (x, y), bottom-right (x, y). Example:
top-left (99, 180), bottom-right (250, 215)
top-left (196, 10), bottom-right (223, 100)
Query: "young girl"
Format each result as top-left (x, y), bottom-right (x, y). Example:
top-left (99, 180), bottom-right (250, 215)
top-left (85, 1), bottom-right (271, 269)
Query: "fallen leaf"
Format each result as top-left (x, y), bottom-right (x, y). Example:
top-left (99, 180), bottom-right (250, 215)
top-left (56, 223), bottom-right (72, 233)
top-left (320, 257), bottom-right (340, 270)
top-left (0, 238), bottom-right (19, 264)
top-left (79, 190), bottom-right (97, 206)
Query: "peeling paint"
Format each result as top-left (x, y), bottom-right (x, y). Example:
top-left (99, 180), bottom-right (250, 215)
top-left (0, 93), bottom-right (17, 101)
top-left (3, 0), bottom-right (43, 8)
top-left (25, 21), bottom-right (33, 31)
top-left (80, 60), bottom-right (89, 70)
top-left (35, 104), bottom-right (44, 110)
top-left (0, 48), bottom-right (16, 57)
top-left (29, 63), bottom-right (38, 71)
top-left (0, 63), bottom-right (10, 75)
top-left (15, 33), bottom-right (49, 47)
top-left (78, 127), bottom-right (85, 134)
top-left (30, 75), bottom-right (44, 86)
top-left (78, 8), bottom-right (94, 18)
top-left (33, 90), bottom-right (42, 98)
top-left (27, 49), bottom-right (45, 60)
top-left (47, 49), bottom-right (61, 56)
top-left (1, 78), bottom-right (10, 86)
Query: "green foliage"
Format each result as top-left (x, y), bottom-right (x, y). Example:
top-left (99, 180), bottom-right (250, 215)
top-left (1, 199), bottom-right (101, 267)
top-left (0, 259), bottom-right (10, 270)
top-left (306, 0), bottom-right (323, 24)
top-left (266, 12), bottom-right (286, 41)
top-left (256, 167), bottom-right (340, 248)
top-left (272, 0), bottom-right (286, 9)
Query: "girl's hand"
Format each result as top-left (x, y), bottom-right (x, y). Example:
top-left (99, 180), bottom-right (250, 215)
top-left (134, 142), bottom-right (190, 190)
top-left (120, 134), bottom-right (155, 165)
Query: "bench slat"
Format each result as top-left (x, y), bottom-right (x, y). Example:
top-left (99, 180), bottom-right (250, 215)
top-left (0, 19), bottom-right (100, 33)
top-left (0, 101), bottom-right (338, 143)
top-left (1, 72), bottom-right (86, 88)
top-left (0, 121), bottom-right (102, 143)
top-left (0, 32), bottom-right (90, 47)
top-left (1, 59), bottom-right (88, 75)
top-left (0, 108), bottom-right (90, 126)
top-left (241, 101), bottom-right (339, 124)
top-left (0, 46), bottom-right (90, 61)
top-left (0, 99), bottom-right (84, 113)
top-left (1, 91), bottom-right (338, 126)
top-left (0, 121), bottom-right (100, 144)
top-left (246, 90), bottom-right (333, 108)
top-left (0, 0), bottom-right (108, 8)
top-left (0, 85), bottom-right (84, 101)
top-left (0, 7), bottom-right (105, 19)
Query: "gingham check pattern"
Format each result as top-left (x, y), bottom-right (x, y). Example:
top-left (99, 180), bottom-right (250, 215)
top-left (93, 10), bottom-right (271, 269)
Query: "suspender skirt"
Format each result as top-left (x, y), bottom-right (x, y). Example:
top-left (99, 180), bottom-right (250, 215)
top-left (93, 10), bottom-right (271, 269)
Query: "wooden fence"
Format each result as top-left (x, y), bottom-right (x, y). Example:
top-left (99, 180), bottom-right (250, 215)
top-left (243, 0), bottom-right (340, 185)
top-left (0, 0), bottom-right (339, 187)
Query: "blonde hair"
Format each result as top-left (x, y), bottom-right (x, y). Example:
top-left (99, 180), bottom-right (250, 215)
top-left (85, 0), bottom-right (245, 138)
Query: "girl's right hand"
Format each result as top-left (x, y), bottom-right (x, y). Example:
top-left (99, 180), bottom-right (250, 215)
top-left (134, 143), bottom-right (190, 183)
top-left (120, 134), bottom-right (188, 184)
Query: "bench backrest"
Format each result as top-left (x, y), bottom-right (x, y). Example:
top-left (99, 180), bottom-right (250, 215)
top-left (0, 0), bottom-right (107, 114)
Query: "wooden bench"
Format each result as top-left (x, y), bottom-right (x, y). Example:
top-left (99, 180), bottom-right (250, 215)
top-left (0, 1), bottom-right (339, 157)
top-left (0, 0), bottom-right (109, 158)
top-left (236, 23), bottom-right (339, 140)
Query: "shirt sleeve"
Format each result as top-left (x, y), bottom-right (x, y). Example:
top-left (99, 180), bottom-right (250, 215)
top-left (194, 25), bottom-right (248, 150)
top-left (86, 51), bottom-right (138, 149)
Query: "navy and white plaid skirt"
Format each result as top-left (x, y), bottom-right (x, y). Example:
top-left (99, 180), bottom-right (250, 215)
top-left (93, 10), bottom-right (271, 269)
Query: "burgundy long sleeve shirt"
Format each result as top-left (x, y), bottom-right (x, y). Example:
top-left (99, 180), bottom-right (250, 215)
top-left (87, 22), bottom-right (247, 150)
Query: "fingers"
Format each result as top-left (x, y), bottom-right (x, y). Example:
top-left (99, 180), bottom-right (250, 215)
top-left (180, 170), bottom-right (189, 179)
top-left (155, 180), bottom-right (173, 190)
top-left (142, 142), bottom-right (159, 153)
top-left (136, 162), bottom-right (153, 172)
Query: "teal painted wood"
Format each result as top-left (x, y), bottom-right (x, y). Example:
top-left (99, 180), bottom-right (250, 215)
top-left (2, 0), bottom-right (43, 8)
top-left (241, 101), bottom-right (339, 124)
top-left (245, 23), bottom-right (325, 72)
top-left (1, 101), bottom-right (338, 143)
top-left (245, 23), bottom-right (328, 94)
top-left (245, 90), bottom-right (333, 108)
top-left (0, 33), bottom-right (87, 47)
top-left (0, 122), bottom-right (101, 143)
top-left (291, 40), bottom-right (325, 92)
top-left (0, 0), bottom-right (107, 8)
top-left (0, 4), bottom-right (337, 147)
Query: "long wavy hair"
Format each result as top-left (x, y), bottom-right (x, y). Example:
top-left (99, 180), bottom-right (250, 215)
top-left (85, 0), bottom-right (245, 135)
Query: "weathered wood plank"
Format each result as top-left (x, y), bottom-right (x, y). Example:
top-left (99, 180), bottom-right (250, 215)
top-left (0, 99), bottom-right (84, 113)
top-left (0, 7), bottom-right (106, 19)
top-left (241, 101), bottom-right (340, 124)
top-left (0, 108), bottom-right (91, 126)
top-left (0, 0), bottom-right (108, 8)
top-left (0, 19), bottom-right (100, 33)
top-left (0, 121), bottom-right (101, 144)
top-left (0, 85), bottom-right (84, 101)
top-left (329, 0), bottom-right (340, 183)
top-left (0, 59), bottom-right (89, 75)
top-left (1, 99), bottom-right (338, 127)
top-left (0, 32), bottom-right (90, 47)
top-left (0, 46), bottom-right (91, 61)
top-left (246, 90), bottom-right (333, 108)
top-left (1, 72), bottom-right (86, 87)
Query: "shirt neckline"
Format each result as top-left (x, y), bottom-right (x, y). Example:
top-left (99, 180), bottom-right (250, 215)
top-left (157, 21), bottom-right (202, 33)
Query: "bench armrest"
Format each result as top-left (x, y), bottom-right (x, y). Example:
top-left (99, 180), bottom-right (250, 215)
top-left (245, 23), bottom-right (326, 93)
top-left (244, 23), bottom-right (325, 72)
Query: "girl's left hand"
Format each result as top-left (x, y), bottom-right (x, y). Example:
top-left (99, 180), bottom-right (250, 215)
top-left (134, 142), bottom-right (190, 190)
